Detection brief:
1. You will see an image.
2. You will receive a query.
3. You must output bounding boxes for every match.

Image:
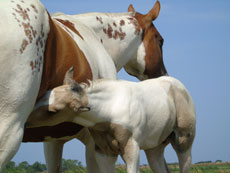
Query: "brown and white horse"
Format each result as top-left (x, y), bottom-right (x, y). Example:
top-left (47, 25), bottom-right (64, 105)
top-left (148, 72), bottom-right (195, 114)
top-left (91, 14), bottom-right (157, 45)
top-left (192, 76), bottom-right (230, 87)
top-left (0, 0), bottom-right (166, 172)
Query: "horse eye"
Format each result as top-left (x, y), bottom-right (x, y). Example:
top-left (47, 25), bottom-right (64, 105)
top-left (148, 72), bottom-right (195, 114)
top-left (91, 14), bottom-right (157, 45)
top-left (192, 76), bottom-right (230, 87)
top-left (160, 38), bottom-right (164, 46)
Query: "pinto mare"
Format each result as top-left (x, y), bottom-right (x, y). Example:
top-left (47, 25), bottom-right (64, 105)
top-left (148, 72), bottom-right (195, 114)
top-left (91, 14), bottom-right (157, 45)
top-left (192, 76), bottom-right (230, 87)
top-left (0, 0), bottom-right (118, 171)
top-left (28, 68), bottom-right (196, 173)
top-left (24, 1), bottom-right (168, 172)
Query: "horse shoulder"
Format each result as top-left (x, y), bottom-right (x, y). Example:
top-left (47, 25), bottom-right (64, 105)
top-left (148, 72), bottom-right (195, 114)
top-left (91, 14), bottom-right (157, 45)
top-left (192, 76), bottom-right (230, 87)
top-left (52, 15), bottom-right (117, 80)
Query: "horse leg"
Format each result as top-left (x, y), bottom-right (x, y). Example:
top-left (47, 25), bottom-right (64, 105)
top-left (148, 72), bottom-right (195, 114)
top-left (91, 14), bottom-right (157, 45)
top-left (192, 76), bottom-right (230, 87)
top-left (0, 118), bottom-right (25, 172)
top-left (175, 146), bottom-right (192, 173)
top-left (170, 81), bottom-right (196, 173)
top-left (76, 128), bottom-right (101, 173)
top-left (144, 143), bottom-right (170, 173)
top-left (94, 151), bottom-right (117, 173)
top-left (120, 139), bottom-right (140, 173)
top-left (43, 141), bottom-right (65, 173)
top-left (169, 131), bottom-right (194, 173)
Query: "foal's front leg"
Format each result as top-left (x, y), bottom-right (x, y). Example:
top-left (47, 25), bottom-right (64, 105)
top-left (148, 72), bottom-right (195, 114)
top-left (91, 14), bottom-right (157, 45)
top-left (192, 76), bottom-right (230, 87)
top-left (121, 138), bottom-right (140, 173)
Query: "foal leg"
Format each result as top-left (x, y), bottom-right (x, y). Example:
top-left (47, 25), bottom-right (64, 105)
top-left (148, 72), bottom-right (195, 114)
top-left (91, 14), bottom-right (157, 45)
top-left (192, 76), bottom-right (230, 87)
top-left (121, 139), bottom-right (140, 173)
top-left (144, 143), bottom-right (170, 173)
top-left (169, 127), bottom-right (195, 173)
top-left (175, 146), bottom-right (192, 173)
top-left (43, 141), bottom-right (65, 173)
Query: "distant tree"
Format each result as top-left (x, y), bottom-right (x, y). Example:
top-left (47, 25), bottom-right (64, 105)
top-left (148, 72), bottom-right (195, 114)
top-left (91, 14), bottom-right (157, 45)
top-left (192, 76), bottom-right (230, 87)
top-left (32, 161), bottom-right (46, 172)
top-left (62, 159), bottom-right (78, 171)
top-left (5, 161), bottom-right (16, 169)
top-left (215, 160), bottom-right (222, 163)
top-left (18, 161), bottom-right (30, 170)
top-left (3, 161), bottom-right (17, 173)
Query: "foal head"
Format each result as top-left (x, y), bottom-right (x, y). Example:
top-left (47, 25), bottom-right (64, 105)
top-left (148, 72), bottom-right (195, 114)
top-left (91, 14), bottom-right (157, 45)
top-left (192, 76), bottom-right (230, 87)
top-left (124, 1), bottom-right (167, 80)
top-left (26, 67), bottom-right (89, 128)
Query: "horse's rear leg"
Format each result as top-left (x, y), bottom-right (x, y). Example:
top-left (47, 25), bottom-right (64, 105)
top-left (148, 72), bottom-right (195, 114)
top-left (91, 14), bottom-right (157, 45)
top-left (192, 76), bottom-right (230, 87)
top-left (175, 146), bottom-right (192, 173)
top-left (0, 118), bottom-right (24, 171)
top-left (169, 129), bottom-right (194, 173)
top-left (144, 143), bottom-right (170, 173)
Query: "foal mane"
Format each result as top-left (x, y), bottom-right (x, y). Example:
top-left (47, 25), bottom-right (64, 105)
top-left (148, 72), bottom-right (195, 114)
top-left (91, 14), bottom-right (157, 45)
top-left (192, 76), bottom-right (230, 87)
top-left (81, 79), bottom-right (116, 94)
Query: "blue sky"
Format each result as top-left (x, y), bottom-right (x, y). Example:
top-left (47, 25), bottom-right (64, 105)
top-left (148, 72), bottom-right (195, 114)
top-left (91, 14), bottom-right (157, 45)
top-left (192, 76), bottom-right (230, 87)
top-left (13, 0), bottom-right (230, 165)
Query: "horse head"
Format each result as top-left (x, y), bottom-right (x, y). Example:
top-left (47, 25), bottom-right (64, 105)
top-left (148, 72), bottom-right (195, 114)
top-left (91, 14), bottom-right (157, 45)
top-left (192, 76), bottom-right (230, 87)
top-left (124, 1), bottom-right (167, 80)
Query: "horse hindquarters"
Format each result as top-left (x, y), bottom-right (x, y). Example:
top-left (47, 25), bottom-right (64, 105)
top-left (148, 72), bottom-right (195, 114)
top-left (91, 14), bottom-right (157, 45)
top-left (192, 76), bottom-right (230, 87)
top-left (0, 0), bottom-right (49, 170)
top-left (169, 83), bottom-right (196, 173)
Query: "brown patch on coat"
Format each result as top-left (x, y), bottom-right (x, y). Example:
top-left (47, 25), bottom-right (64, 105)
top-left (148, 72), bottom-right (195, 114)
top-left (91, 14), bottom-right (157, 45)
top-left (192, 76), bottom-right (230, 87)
top-left (55, 19), bottom-right (84, 40)
top-left (113, 22), bottom-right (117, 27)
top-left (107, 24), bottom-right (113, 38)
top-left (89, 122), bottom-right (132, 156)
top-left (14, 4), bottom-right (30, 21)
top-left (103, 24), bottom-right (126, 40)
top-left (20, 39), bottom-right (28, 54)
top-left (96, 16), bottom-right (103, 24)
top-left (12, 3), bottom-right (39, 54)
top-left (30, 4), bottom-right (38, 13)
top-left (30, 56), bottom-right (42, 73)
top-left (37, 14), bottom-right (93, 99)
top-left (127, 17), bottom-right (141, 35)
top-left (120, 19), bottom-right (125, 26)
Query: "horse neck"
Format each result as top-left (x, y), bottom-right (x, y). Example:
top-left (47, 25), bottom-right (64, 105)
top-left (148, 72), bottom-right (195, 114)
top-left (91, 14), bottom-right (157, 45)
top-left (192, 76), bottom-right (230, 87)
top-left (85, 80), bottom-right (117, 118)
top-left (74, 12), bottom-right (143, 71)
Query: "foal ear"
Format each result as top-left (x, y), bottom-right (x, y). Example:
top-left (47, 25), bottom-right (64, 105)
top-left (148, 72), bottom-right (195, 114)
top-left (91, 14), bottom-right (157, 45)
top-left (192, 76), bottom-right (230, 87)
top-left (145, 0), bottom-right (161, 22)
top-left (128, 4), bottom-right (135, 12)
top-left (64, 66), bottom-right (75, 85)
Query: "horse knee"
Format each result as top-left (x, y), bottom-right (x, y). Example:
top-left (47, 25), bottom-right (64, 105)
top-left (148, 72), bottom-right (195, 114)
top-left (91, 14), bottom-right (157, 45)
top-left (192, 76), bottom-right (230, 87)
top-left (169, 130), bottom-right (194, 153)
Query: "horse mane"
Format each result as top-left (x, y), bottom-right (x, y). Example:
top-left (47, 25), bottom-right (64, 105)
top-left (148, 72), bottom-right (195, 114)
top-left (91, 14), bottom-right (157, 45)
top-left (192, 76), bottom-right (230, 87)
top-left (52, 11), bottom-right (135, 18)
top-left (73, 12), bottom-right (135, 18)
top-left (52, 12), bottom-right (65, 17)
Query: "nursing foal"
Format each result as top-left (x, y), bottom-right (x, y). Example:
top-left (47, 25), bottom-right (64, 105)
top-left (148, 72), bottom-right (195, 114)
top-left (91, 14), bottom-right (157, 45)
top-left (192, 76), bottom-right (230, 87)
top-left (28, 68), bottom-right (196, 173)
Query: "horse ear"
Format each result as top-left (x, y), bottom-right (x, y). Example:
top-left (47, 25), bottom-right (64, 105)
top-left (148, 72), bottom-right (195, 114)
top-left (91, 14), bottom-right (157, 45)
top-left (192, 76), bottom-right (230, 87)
top-left (145, 0), bottom-right (160, 22)
top-left (64, 66), bottom-right (75, 85)
top-left (128, 4), bottom-right (135, 12)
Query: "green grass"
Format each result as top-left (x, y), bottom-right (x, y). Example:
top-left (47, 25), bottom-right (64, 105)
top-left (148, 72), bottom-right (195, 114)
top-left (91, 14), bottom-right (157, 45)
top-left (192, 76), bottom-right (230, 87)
top-left (3, 161), bottom-right (230, 173)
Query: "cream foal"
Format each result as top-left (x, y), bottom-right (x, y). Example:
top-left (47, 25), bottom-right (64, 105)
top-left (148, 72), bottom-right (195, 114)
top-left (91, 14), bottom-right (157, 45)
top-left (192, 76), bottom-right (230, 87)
top-left (27, 68), bottom-right (196, 173)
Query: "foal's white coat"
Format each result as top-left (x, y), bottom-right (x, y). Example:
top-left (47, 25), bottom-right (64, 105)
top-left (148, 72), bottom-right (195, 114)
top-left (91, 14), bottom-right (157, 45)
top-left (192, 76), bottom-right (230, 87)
top-left (31, 76), bottom-right (196, 173)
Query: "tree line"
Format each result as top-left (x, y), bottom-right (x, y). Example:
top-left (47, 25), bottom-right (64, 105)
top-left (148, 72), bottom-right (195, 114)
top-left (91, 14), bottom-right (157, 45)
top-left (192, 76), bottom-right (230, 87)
top-left (3, 159), bottom-right (85, 173)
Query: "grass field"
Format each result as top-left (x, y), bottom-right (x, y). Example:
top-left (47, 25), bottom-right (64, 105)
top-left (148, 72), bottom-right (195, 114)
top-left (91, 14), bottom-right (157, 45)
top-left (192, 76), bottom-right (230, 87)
top-left (115, 162), bottom-right (230, 173)
top-left (3, 161), bottom-right (230, 172)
